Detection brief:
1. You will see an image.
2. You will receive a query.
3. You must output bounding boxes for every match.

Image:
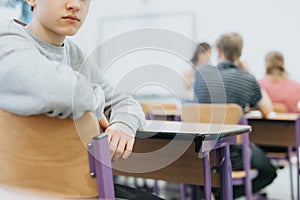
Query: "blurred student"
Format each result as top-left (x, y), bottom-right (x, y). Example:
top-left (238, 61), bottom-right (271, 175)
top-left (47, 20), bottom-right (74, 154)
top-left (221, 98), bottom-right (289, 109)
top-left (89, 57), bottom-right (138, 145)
top-left (259, 51), bottom-right (300, 113)
top-left (193, 33), bottom-right (277, 198)
top-left (183, 42), bottom-right (211, 101)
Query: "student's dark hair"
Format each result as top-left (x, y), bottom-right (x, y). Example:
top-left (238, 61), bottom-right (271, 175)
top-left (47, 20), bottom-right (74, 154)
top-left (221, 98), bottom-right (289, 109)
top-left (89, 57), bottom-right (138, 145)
top-left (190, 42), bottom-right (211, 65)
top-left (216, 33), bottom-right (243, 62)
top-left (31, 6), bottom-right (34, 12)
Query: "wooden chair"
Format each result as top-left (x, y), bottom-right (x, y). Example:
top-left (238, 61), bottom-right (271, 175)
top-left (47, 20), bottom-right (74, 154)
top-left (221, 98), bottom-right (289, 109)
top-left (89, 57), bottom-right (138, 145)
top-left (140, 102), bottom-right (179, 121)
top-left (273, 103), bottom-right (288, 113)
top-left (0, 110), bottom-right (115, 199)
top-left (181, 104), bottom-right (257, 200)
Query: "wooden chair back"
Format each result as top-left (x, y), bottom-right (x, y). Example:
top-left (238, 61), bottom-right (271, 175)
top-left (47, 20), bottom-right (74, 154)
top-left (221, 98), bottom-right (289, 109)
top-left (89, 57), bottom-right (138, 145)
top-left (273, 103), bottom-right (288, 113)
top-left (181, 104), bottom-right (243, 124)
top-left (0, 110), bottom-right (99, 198)
top-left (140, 102), bottom-right (178, 115)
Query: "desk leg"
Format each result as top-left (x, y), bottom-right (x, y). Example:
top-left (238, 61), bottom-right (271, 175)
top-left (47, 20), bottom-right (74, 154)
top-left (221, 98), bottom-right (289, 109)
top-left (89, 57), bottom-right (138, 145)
top-left (203, 154), bottom-right (212, 200)
top-left (220, 145), bottom-right (233, 200)
top-left (296, 146), bottom-right (299, 200)
top-left (288, 147), bottom-right (295, 200)
top-left (296, 118), bottom-right (300, 200)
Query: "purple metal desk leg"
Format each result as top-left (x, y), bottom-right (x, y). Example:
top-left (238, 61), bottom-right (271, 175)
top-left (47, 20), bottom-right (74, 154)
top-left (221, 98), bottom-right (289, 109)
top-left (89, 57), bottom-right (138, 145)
top-left (237, 118), bottom-right (252, 199)
top-left (242, 133), bottom-right (252, 200)
top-left (203, 154), bottom-right (212, 200)
top-left (174, 115), bottom-right (181, 121)
top-left (220, 145), bottom-right (233, 200)
top-left (179, 183), bottom-right (186, 200)
top-left (153, 180), bottom-right (159, 195)
top-left (88, 134), bottom-right (115, 200)
top-left (288, 146), bottom-right (295, 200)
top-left (296, 118), bottom-right (300, 200)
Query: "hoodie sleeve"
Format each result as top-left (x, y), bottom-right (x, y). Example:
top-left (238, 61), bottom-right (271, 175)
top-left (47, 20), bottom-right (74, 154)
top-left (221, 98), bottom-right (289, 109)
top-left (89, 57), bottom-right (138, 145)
top-left (84, 61), bottom-right (146, 136)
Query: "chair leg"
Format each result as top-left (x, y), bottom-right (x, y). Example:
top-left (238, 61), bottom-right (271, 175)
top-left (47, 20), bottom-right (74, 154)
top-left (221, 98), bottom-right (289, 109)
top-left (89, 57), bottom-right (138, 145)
top-left (153, 180), bottom-right (159, 195)
top-left (242, 134), bottom-right (252, 200)
top-left (203, 153), bottom-right (211, 200)
top-left (179, 183), bottom-right (186, 200)
top-left (220, 146), bottom-right (233, 200)
top-left (89, 134), bottom-right (115, 200)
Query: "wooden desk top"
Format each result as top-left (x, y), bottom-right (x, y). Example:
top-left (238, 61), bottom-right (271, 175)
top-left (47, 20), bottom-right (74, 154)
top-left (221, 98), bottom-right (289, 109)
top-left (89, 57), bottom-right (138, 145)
top-left (246, 111), bottom-right (299, 121)
top-left (137, 120), bottom-right (251, 140)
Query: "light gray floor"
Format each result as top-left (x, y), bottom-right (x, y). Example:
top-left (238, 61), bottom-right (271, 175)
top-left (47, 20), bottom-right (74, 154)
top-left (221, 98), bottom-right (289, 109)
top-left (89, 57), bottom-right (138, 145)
top-left (115, 161), bottom-right (299, 200)
top-left (264, 162), bottom-right (298, 200)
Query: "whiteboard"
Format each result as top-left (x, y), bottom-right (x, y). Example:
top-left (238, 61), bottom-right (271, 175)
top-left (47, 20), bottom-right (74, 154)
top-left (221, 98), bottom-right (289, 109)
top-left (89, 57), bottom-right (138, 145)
top-left (95, 12), bottom-right (197, 98)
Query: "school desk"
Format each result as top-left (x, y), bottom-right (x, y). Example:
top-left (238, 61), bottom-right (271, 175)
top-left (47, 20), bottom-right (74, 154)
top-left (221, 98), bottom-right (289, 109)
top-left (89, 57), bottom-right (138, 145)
top-left (246, 112), bottom-right (300, 200)
top-left (112, 120), bottom-right (251, 200)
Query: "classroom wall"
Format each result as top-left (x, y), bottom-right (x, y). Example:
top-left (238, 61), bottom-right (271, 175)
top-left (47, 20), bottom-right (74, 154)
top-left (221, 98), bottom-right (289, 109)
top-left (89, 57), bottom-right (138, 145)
top-left (1, 0), bottom-right (300, 96)
top-left (72, 0), bottom-right (300, 96)
top-left (75, 0), bottom-right (300, 96)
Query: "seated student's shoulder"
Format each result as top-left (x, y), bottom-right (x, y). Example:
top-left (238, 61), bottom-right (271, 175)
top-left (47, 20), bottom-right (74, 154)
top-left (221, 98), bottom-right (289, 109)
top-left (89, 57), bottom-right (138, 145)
top-left (0, 19), bottom-right (26, 35)
top-left (0, 19), bottom-right (37, 49)
top-left (196, 64), bottom-right (218, 74)
top-left (238, 69), bottom-right (259, 83)
top-left (287, 78), bottom-right (300, 85)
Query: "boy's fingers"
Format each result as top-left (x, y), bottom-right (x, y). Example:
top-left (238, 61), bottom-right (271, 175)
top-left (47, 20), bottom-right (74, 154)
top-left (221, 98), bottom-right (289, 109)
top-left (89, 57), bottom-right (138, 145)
top-left (113, 138), bottom-right (126, 160)
top-left (99, 115), bottom-right (109, 130)
top-left (122, 137), bottom-right (135, 159)
top-left (108, 132), bottom-right (119, 159)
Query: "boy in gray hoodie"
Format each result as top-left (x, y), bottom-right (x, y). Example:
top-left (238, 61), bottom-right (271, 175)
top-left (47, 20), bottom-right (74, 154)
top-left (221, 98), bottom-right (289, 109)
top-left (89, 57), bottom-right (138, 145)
top-left (0, 0), bottom-right (162, 199)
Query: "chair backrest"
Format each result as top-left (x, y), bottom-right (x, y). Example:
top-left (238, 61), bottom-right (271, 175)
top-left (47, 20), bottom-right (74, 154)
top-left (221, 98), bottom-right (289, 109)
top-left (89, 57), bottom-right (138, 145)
top-left (0, 110), bottom-right (100, 198)
top-left (140, 102), bottom-right (178, 115)
top-left (273, 103), bottom-right (288, 113)
top-left (181, 104), bottom-right (243, 125)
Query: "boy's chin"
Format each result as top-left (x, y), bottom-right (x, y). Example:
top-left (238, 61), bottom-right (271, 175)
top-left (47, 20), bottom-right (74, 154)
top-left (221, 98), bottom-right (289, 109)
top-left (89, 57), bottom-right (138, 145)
top-left (60, 28), bottom-right (80, 37)
top-left (66, 32), bottom-right (77, 36)
top-left (64, 30), bottom-right (79, 36)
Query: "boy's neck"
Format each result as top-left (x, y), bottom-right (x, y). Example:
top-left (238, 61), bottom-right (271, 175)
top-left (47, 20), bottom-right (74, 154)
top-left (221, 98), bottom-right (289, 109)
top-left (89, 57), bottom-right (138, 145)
top-left (26, 19), bottom-right (65, 46)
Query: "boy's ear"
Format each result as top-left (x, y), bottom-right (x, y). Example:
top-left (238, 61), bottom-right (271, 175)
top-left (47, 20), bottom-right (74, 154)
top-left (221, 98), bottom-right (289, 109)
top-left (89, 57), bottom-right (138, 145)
top-left (26, 0), bottom-right (36, 8)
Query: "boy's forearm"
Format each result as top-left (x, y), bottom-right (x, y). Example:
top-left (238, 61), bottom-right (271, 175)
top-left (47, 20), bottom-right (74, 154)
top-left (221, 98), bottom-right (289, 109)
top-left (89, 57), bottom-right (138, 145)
top-left (257, 89), bottom-right (273, 117)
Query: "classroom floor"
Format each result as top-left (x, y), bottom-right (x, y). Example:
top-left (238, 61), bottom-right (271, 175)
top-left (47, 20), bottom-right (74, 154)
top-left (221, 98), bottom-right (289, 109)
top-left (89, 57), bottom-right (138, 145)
top-left (115, 160), bottom-right (299, 200)
top-left (263, 161), bottom-right (298, 200)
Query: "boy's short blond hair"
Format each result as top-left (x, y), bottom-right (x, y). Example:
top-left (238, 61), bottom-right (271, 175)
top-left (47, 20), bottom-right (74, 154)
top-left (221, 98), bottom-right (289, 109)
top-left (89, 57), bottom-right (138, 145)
top-left (216, 33), bottom-right (243, 62)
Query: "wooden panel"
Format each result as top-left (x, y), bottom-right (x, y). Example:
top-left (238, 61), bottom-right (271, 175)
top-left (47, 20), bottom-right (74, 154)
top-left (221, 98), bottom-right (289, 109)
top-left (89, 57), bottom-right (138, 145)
top-left (140, 102), bottom-right (178, 115)
top-left (248, 120), bottom-right (295, 147)
top-left (0, 110), bottom-right (99, 198)
top-left (273, 103), bottom-right (288, 113)
top-left (181, 104), bottom-right (243, 125)
top-left (113, 138), bottom-right (221, 187)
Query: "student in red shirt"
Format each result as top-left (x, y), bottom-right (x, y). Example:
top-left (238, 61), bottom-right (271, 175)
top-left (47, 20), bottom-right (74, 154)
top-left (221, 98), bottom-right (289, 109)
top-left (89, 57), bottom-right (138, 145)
top-left (259, 51), bottom-right (300, 113)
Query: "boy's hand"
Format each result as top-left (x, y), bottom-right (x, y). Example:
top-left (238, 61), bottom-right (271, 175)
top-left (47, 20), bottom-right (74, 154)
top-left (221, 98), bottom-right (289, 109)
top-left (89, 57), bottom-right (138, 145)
top-left (105, 123), bottom-right (135, 160)
top-left (99, 115), bottom-right (135, 160)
